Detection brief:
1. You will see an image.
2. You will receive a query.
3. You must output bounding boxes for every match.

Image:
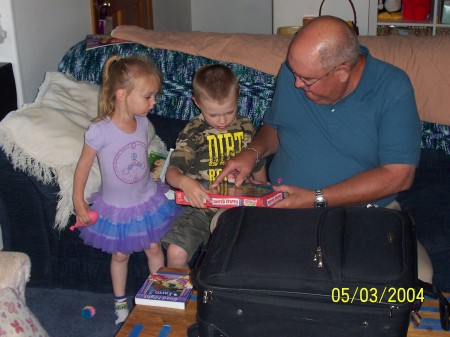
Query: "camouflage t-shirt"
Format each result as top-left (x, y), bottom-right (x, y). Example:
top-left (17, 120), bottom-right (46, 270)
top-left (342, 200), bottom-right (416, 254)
top-left (170, 114), bottom-right (265, 184)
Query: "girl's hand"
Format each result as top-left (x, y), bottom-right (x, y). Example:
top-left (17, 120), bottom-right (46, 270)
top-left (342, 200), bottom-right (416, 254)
top-left (179, 178), bottom-right (210, 209)
top-left (74, 200), bottom-right (93, 226)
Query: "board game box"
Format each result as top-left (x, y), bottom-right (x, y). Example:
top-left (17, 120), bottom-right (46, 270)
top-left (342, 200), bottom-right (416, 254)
top-left (175, 182), bottom-right (287, 208)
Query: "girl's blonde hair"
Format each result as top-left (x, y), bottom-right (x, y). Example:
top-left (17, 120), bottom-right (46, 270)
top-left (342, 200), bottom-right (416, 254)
top-left (192, 64), bottom-right (239, 105)
top-left (95, 55), bottom-right (162, 122)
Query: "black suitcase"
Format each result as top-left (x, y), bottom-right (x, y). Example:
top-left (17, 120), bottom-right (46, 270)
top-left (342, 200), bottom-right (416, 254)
top-left (190, 206), bottom-right (418, 337)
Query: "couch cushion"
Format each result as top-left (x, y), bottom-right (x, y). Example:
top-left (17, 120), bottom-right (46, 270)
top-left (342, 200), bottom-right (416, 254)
top-left (397, 147), bottom-right (450, 291)
top-left (358, 35), bottom-right (450, 126)
top-left (399, 121), bottom-right (450, 291)
top-left (148, 114), bottom-right (188, 150)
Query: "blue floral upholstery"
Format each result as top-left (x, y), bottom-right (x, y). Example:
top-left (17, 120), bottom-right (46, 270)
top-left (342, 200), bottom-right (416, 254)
top-left (58, 40), bottom-right (276, 128)
top-left (421, 121), bottom-right (450, 155)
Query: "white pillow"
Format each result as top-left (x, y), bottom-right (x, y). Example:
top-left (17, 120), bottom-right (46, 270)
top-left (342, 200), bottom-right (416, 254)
top-left (36, 72), bottom-right (100, 121)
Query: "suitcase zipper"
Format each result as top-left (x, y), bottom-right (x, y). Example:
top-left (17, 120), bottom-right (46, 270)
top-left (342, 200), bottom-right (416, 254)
top-left (200, 286), bottom-right (410, 315)
top-left (313, 246), bottom-right (323, 268)
top-left (202, 289), bottom-right (213, 303)
top-left (313, 209), bottom-right (329, 269)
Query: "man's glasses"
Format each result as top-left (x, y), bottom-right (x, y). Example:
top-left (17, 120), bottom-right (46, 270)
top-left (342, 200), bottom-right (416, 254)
top-left (285, 61), bottom-right (337, 87)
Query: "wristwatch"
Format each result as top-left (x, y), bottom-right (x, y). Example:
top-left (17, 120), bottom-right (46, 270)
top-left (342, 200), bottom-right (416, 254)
top-left (314, 189), bottom-right (327, 208)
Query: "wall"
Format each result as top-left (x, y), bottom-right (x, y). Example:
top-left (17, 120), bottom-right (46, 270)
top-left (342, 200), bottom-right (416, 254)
top-left (153, 0), bottom-right (377, 35)
top-left (0, 0), bottom-right (91, 107)
top-left (0, 0), bottom-right (21, 104)
top-left (191, 0), bottom-right (272, 34)
top-left (153, 0), bottom-right (272, 34)
top-left (153, 0), bottom-right (192, 31)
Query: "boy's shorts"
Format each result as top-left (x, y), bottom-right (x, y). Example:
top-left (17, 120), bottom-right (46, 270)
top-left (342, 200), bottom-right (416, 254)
top-left (161, 207), bottom-right (216, 259)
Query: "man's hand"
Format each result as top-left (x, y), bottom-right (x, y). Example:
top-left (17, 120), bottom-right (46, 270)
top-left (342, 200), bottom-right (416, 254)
top-left (271, 163), bottom-right (416, 209)
top-left (272, 185), bottom-right (315, 208)
top-left (212, 150), bottom-right (257, 188)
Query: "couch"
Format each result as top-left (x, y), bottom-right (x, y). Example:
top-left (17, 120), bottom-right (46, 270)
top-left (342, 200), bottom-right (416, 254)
top-left (0, 26), bottom-right (449, 294)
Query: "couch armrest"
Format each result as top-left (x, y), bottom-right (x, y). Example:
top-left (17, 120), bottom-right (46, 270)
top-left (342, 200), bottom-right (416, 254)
top-left (0, 149), bottom-right (58, 287)
top-left (0, 251), bottom-right (30, 302)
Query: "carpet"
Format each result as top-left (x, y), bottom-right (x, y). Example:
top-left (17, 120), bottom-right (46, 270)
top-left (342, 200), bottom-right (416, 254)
top-left (26, 287), bottom-right (134, 337)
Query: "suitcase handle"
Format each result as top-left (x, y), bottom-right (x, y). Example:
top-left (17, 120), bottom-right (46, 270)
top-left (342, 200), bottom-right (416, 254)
top-left (187, 323), bottom-right (200, 337)
top-left (417, 280), bottom-right (450, 331)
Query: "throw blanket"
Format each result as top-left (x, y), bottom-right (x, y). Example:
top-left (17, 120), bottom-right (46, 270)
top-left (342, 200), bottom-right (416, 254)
top-left (0, 72), bottom-right (166, 230)
top-left (111, 25), bottom-right (293, 76)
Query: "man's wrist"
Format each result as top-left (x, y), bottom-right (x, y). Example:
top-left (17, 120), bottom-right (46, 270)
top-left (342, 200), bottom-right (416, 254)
top-left (314, 189), bottom-right (327, 208)
top-left (243, 146), bottom-right (260, 165)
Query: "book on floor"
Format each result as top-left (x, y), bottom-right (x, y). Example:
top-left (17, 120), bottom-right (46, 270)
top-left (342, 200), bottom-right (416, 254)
top-left (135, 270), bottom-right (193, 309)
top-left (175, 181), bottom-right (288, 208)
top-left (85, 34), bottom-right (132, 50)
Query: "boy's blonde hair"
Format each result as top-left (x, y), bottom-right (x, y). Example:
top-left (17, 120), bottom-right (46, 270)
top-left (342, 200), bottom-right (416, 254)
top-left (96, 55), bottom-right (162, 122)
top-left (192, 64), bottom-right (239, 105)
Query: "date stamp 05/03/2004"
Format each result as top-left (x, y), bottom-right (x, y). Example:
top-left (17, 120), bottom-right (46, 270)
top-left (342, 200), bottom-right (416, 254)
top-left (331, 287), bottom-right (424, 304)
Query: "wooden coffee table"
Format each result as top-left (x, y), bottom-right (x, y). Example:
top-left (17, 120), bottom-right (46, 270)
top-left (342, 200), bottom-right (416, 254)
top-left (115, 268), bottom-right (196, 337)
top-left (117, 269), bottom-right (448, 337)
top-left (115, 297), bottom-right (196, 337)
top-left (407, 293), bottom-right (449, 337)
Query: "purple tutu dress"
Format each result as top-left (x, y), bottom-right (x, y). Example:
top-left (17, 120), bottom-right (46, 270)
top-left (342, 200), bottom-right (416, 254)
top-left (79, 116), bottom-right (180, 254)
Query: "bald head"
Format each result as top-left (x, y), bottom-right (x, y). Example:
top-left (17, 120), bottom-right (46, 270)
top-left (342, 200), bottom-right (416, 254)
top-left (289, 16), bottom-right (359, 71)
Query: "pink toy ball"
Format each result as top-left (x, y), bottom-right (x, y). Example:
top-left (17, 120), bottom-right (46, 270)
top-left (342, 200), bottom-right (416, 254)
top-left (81, 305), bottom-right (96, 318)
top-left (70, 210), bottom-right (99, 231)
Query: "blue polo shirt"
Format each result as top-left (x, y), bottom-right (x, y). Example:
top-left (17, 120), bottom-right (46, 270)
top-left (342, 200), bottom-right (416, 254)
top-left (264, 46), bottom-right (421, 207)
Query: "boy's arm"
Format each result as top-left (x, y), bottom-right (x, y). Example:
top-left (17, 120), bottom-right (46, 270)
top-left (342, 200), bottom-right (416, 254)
top-left (166, 166), bottom-right (210, 209)
top-left (165, 166), bottom-right (188, 190)
top-left (73, 144), bottom-right (97, 225)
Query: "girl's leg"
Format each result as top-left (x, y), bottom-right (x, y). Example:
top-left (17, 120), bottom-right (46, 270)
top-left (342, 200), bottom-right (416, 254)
top-left (144, 242), bottom-right (164, 274)
top-left (111, 252), bottom-right (130, 325)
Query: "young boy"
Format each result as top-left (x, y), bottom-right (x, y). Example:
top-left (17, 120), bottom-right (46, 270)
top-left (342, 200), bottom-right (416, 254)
top-left (162, 64), bottom-right (267, 268)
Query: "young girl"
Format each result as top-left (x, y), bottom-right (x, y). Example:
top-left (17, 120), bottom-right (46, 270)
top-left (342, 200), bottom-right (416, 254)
top-left (72, 55), bottom-right (179, 325)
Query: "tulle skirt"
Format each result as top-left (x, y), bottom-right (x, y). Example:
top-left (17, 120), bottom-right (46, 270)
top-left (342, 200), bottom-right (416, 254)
top-left (79, 182), bottom-right (181, 254)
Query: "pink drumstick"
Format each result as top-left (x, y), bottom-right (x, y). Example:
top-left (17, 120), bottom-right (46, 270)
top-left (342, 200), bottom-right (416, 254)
top-left (69, 210), bottom-right (99, 231)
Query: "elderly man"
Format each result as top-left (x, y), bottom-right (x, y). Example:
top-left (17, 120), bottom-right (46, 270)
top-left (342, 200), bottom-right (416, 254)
top-left (213, 15), bottom-right (433, 282)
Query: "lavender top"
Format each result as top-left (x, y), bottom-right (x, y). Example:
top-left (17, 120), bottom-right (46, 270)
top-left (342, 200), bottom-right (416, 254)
top-left (85, 116), bottom-right (157, 208)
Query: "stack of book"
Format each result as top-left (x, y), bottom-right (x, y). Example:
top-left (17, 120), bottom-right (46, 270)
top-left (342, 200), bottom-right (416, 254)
top-left (135, 270), bottom-right (193, 309)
